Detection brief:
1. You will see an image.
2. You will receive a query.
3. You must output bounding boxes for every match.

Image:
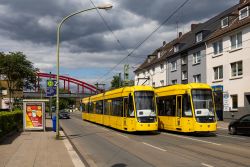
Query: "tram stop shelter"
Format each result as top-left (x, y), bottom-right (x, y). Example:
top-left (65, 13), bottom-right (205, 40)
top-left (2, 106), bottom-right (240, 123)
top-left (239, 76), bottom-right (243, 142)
top-left (23, 99), bottom-right (49, 131)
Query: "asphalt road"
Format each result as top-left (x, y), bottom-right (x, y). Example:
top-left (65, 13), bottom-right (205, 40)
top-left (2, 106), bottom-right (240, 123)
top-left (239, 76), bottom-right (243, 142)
top-left (60, 112), bottom-right (250, 167)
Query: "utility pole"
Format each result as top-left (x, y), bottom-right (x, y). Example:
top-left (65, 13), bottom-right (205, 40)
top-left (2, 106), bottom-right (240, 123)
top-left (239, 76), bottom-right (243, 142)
top-left (95, 83), bottom-right (105, 93)
top-left (124, 64), bottom-right (129, 86)
top-left (118, 73), bottom-right (122, 87)
top-left (49, 72), bottom-right (52, 119)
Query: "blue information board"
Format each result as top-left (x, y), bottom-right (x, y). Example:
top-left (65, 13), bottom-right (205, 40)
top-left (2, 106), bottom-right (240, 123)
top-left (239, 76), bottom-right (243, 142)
top-left (46, 80), bottom-right (57, 97)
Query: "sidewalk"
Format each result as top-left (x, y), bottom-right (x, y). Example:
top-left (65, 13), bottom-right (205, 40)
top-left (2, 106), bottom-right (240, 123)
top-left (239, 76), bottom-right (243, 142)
top-left (217, 121), bottom-right (229, 129)
top-left (0, 119), bottom-right (78, 167)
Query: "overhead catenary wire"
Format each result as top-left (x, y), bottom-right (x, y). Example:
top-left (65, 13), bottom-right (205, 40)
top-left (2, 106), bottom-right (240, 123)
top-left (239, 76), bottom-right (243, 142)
top-left (88, 0), bottom-right (130, 55)
top-left (132, 5), bottom-right (245, 73)
top-left (95, 0), bottom-right (191, 83)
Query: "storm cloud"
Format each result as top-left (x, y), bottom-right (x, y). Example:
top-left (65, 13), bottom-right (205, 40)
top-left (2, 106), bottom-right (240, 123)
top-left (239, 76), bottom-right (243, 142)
top-left (0, 0), bottom-right (238, 85)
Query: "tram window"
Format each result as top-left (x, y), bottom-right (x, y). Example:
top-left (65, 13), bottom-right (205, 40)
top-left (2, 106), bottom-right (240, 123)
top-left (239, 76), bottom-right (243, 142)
top-left (128, 94), bottom-right (135, 117)
top-left (182, 94), bottom-right (192, 117)
top-left (165, 96), bottom-right (176, 116)
top-left (124, 98), bottom-right (128, 117)
top-left (82, 103), bottom-right (85, 112)
top-left (111, 98), bottom-right (123, 116)
top-left (158, 98), bottom-right (166, 116)
top-left (96, 101), bottom-right (103, 114)
top-left (157, 98), bottom-right (165, 116)
top-left (157, 96), bottom-right (175, 116)
top-left (88, 102), bottom-right (93, 113)
top-left (177, 96), bottom-right (182, 117)
top-left (104, 100), bottom-right (110, 115)
top-left (86, 103), bottom-right (89, 113)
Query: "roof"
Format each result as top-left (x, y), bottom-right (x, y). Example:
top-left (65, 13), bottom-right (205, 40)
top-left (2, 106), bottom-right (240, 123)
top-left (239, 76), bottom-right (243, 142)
top-left (134, 2), bottom-right (239, 73)
top-left (208, 1), bottom-right (250, 41)
top-left (155, 83), bottom-right (212, 96)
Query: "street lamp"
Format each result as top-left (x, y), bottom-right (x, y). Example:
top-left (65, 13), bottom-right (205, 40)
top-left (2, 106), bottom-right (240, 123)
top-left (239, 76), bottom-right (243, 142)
top-left (56, 3), bottom-right (113, 138)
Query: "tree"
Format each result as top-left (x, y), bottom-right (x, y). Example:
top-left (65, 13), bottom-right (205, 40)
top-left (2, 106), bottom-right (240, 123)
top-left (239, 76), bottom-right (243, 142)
top-left (111, 75), bottom-right (122, 89)
top-left (0, 52), bottom-right (38, 111)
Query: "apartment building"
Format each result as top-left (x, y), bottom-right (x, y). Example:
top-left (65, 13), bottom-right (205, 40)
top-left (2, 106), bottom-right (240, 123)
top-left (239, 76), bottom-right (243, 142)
top-left (206, 0), bottom-right (250, 119)
top-left (134, 42), bottom-right (172, 87)
top-left (134, 1), bottom-right (250, 120)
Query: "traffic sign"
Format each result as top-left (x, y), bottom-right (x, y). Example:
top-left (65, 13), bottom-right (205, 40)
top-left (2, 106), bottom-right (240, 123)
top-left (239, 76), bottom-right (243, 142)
top-left (46, 80), bottom-right (57, 97)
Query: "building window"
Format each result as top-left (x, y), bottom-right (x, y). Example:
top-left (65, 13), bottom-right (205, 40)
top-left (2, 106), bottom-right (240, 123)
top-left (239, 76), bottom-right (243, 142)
top-left (231, 61), bottom-right (243, 77)
top-left (152, 82), bottom-right (155, 87)
top-left (193, 51), bottom-right (201, 64)
top-left (231, 95), bottom-right (238, 110)
top-left (172, 80), bottom-right (177, 85)
top-left (221, 17), bottom-right (229, 28)
top-left (239, 6), bottom-right (249, 20)
top-left (157, 51), bottom-right (161, 58)
top-left (193, 74), bottom-right (201, 83)
top-left (196, 32), bottom-right (203, 43)
top-left (182, 71), bottom-right (187, 80)
top-left (160, 80), bottom-right (164, 86)
top-left (181, 56), bottom-right (187, 65)
top-left (213, 40), bottom-right (223, 55)
top-left (174, 44), bottom-right (179, 53)
top-left (230, 32), bottom-right (242, 50)
top-left (171, 61), bottom-right (177, 71)
top-left (152, 67), bottom-right (155, 74)
top-left (213, 66), bottom-right (223, 80)
top-left (160, 64), bottom-right (164, 72)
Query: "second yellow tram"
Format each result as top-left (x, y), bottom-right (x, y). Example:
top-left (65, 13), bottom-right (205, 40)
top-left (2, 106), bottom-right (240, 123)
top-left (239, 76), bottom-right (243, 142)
top-left (155, 83), bottom-right (217, 133)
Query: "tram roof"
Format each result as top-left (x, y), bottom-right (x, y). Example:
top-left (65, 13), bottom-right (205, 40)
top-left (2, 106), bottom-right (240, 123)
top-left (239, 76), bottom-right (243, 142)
top-left (155, 83), bottom-right (212, 95)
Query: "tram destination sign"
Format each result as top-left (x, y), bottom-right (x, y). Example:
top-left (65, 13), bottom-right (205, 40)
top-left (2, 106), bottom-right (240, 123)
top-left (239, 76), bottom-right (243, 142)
top-left (46, 79), bottom-right (57, 97)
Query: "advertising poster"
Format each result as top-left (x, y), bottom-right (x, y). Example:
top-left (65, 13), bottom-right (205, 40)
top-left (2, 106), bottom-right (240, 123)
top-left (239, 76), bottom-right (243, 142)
top-left (25, 103), bottom-right (44, 129)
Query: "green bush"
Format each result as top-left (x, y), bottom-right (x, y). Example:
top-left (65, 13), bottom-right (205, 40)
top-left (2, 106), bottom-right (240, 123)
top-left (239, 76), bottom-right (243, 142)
top-left (0, 110), bottom-right (23, 138)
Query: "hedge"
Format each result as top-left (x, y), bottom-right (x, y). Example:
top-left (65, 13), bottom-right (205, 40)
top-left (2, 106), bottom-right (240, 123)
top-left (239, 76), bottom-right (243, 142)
top-left (0, 110), bottom-right (23, 138)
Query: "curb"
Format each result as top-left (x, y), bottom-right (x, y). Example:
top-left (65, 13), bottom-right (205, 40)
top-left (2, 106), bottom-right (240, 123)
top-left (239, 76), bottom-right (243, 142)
top-left (61, 127), bottom-right (91, 167)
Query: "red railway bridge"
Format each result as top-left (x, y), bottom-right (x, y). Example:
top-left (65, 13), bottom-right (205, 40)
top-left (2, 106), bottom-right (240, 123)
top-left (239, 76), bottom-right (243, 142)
top-left (34, 72), bottom-right (101, 95)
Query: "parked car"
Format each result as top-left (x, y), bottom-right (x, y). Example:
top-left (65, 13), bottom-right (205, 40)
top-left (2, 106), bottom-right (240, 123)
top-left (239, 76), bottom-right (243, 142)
top-left (228, 114), bottom-right (250, 135)
top-left (59, 111), bottom-right (70, 119)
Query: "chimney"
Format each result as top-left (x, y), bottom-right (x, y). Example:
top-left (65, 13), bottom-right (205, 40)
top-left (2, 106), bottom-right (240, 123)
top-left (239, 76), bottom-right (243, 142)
top-left (179, 32), bottom-right (182, 38)
top-left (163, 41), bottom-right (166, 46)
top-left (191, 24), bottom-right (199, 31)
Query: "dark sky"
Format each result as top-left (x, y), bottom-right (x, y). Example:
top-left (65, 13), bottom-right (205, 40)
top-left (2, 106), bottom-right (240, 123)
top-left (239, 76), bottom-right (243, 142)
top-left (0, 0), bottom-right (238, 85)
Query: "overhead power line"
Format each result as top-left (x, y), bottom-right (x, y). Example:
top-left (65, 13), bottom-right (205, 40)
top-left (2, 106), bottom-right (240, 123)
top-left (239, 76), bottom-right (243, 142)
top-left (96, 0), bottom-right (190, 83)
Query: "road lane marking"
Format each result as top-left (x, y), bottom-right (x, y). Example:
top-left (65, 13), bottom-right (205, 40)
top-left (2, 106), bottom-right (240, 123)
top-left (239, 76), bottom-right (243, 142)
top-left (101, 128), bottom-right (109, 131)
top-left (163, 133), bottom-right (221, 146)
top-left (201, 163), bottom-right (214, 167)
top-left (217, 127), bottom-right (228, 130)
top-left (142, 142), bottom-right (167, 152)
top-left (60, 131), bottom-right (85, 167)
top-left (116, 133), bottom-right (129, 139)
top-left (217, 134), bottom-right (246, 140)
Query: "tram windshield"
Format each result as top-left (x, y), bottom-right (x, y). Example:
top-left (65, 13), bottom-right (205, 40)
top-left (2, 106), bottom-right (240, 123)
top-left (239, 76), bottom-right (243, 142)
top-left (134, 91), bottom-right (156, 123)
top-left (192, 89), bottom-right (216, 123)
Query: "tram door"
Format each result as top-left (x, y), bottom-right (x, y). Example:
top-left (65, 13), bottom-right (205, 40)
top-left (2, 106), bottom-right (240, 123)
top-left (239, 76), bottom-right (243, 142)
top-left (123, 98), bottom-right (128, 130)
top-left (123, 94), bottom-right (136, 131)
top-left (176, 95), bottom-right (182, 131)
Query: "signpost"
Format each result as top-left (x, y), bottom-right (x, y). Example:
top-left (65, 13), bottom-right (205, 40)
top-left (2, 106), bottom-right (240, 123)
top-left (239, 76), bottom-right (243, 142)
top-left (223, 92), bottom-right (230, 112)
top-left (46, 79), bottom-right (57, 97)
top-left (23, 99), bottom-right (49, 131)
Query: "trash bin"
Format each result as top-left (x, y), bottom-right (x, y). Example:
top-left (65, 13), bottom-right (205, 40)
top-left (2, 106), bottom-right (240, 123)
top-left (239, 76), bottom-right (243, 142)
top-left (52, 116), bottom-right (57, 132)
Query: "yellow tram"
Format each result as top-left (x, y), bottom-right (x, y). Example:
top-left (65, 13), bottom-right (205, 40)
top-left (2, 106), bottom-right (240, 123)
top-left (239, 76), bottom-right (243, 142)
top-left (155, 83), bottom-right (217, 133)
top-left (81, 86), bottom-right (158, 132)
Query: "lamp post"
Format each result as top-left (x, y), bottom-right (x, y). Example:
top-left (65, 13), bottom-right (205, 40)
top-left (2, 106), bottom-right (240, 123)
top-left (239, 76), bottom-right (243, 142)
top-left (56, 3), bottom-right (113, 138)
